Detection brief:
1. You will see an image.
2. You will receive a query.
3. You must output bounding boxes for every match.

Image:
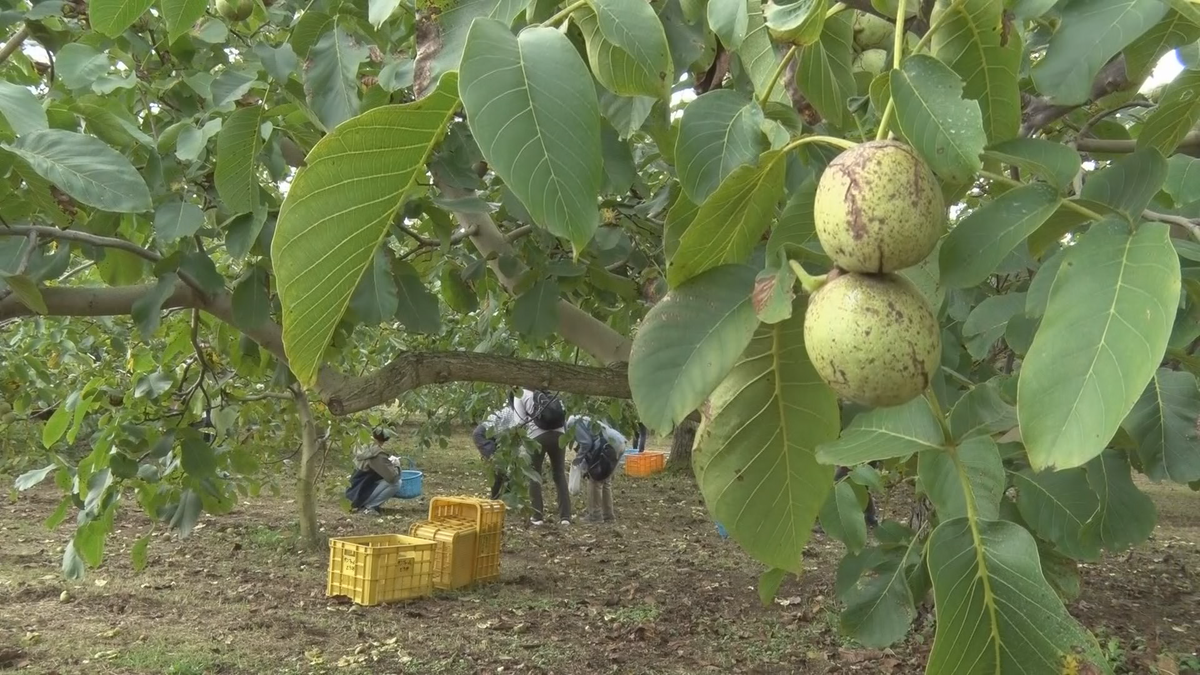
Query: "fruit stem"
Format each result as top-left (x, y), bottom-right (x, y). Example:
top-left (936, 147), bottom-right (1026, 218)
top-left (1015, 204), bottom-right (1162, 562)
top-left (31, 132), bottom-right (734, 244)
top-left (541, 0), bottom-right (587, 28)
top-left (825, 2), bottom-right (847, 18)
top-left (978, 170), bottom-right (1106, 222)
top-left (789, 260), bottom-right (827, 294)
top-left (783, 135), bottom-right (857, 153)
top-left (760, 45), bottom-right (799, 107)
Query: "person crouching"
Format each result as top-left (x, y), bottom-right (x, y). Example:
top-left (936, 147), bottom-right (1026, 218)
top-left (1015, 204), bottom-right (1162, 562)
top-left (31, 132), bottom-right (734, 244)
top-left (345, 428), bottom-right (401, 514)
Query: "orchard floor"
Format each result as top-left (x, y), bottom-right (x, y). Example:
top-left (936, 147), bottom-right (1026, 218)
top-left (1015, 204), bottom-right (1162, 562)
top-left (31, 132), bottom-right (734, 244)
top-left (2, 434), bottom-right (1200, 675)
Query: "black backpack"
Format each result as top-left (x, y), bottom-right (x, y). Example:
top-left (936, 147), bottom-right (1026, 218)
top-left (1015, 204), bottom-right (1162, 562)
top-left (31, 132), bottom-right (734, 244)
top-left (529, 390), bottom-right (566, 430)
top-left (574, 422), bottom-right (617, 481)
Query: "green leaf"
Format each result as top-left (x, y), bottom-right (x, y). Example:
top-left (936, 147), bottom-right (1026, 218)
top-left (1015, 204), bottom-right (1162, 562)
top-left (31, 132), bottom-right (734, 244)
top-left (598, 90), bottom-right (656, 139)
top-left (752, 255), bottom-right (795, 324)
top-left (889, 54), bottom-right (986, 184)
top-left (948, 379), bottom-right (1016, 440)
top-left (226, 209), bottom-right (268, 260)
top-left (180, 252), bottom-right (225, 295)
top-left (1079, 149), bottom-right (1166, 221)
top-left (181, 438), bottom-right (216, 477)
top-left (839, 541), bottom-right (921, 648)
top-left (1031, 0), bottom-right (1166, 105)
top-left (212, 69), bottom-right (259, 108)
top-left (962, 292), bottom-right (1026, 359)
top-left (630, 264), bottom-right (758, 434)
top-left (42, 404), bottom-right (70, 448)
top-left (758, 567), bottom-right (786, 606)
top-left (289, 11), bottom-right (333, 57)
top-left (161, 0), bottom-right (206, 42)
top-left (694, 300), bottom-right (840, 573)
top-left (1165, 155), bottom-right (1200, 207)
top-left (170, 489), bottom-right (203, 536)
top-left (154, 201), bottom-right (205, 242)
top-left (0, 81), bottom-right (48, 136)
top-left (1, 275), bottom-right (46, 314)
top-left (53, 44), bottom-right (111, 91)
top-left (75, 509), bottom-right (113, 567)
top-left (459, 20), bottom-right (603, 252)
top-left (982, 138), bottom-right (1081, 193)
top-left (3, 129), bottom-right (151, 213)
top-left (62, 540), bottom-right (86, 580)
top-left (412, 0), bottom-right (525, 91)
top-left (233, 268), bottom-right (271, 331)
top-left (675, 90), bottom-right (766, 204)
top-left (370, 0), bottom-right (403, 27)
top-left (215, 106), bottom-right (265, 215)
top-left (767, 179), bottom-right (826, 263)
top-left (670, 149), bottom-right (785, 286)
top-left (664, 189), bottom-right (697, 262)
top-left (737, 0), bottom-right (790, 104)
top-left (793, 12), bottom-right (855, 129)
top-left (441, 264), bottom-right (478, 313)
top-left (1083, 448), bottom-right (1157, 552)
top-left (255, 43), bottom-right (300, 82)
top-left (131, 534), bottom-right (151, 572)
top-left (15, 464), bottom-right (57, 491)
top-left (579, 0), bottom-right (673, 98)
top-left (919, 436), bottom-right (1004, 521)
top-left (349, 249), bottom-right (398, 325)
top-left (929, 0), bottom-right (1022, 143)
top-left (820, 481), bottom-right (868, 553)
top-left (90, 0), bottom-right (155, 37)
top-left (1123, 368), bottom-right (1200, 483)
top-left (393, 260), bottom-right (442, 334)
top-left (1014, 467), bottom-right (1102, 560)
top-left (925, 518), bottom-right (1110, 675)
top-left (1019, 222), bottom-right (1180, 470)
top-left (1124, 10), bottom-right (1200, 82)
top-left (1138, 69), bottom-right (1200, 155)
top-left (306, 25), bottom-right (369, 131)
top-left (939, 183), bottom-right (1061, 289)
top-left (131, 274), bottom-right (180, 340)
top-left (511, 277), bottom-right (559, 339)
top-left (273, 73), bottom-right (460, 387)
top-left (97, 249), bottom-right (148, 286)
top-left (816, 397), bottom-right (944, 465)
top-left (708, 0), bottom-right (748, 49)
top-left (764, 0), bottom-right (826, 45)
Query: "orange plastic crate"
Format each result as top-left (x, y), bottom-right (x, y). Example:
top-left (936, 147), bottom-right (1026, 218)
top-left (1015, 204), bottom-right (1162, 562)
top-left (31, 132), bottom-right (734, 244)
top-left (326, 534), bottom-right (435, 606)
top-left (625, 451), bottom-right (667, 477)
top-left (409, 518), bottom-right (478, 590)
top-left (428, 497), bottom-right (505, 583)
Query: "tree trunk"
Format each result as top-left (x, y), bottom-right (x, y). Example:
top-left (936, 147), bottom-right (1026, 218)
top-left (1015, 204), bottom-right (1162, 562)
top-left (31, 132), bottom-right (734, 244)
top-left (292, 386), bottom-right (321, 548)
top-left (669, 419), bottom-right (697, 468)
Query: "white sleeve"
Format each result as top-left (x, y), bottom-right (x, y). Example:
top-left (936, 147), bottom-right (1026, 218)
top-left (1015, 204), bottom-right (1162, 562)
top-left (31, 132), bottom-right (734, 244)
top-left (602, 425), bottom-right (628, 455)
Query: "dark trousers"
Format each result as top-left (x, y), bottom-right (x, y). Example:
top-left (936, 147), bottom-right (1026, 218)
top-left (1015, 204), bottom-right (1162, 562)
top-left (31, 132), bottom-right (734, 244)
top-left (489, 469), bottom-right (506, 500)
top-left (529, 432), bottom-right (569, 521)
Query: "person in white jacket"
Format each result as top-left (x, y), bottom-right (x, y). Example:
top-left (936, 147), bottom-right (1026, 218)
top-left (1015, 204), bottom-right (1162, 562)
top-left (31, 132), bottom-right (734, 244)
top-left (566, 415), bottom-right (627, 523)
top-left (504, 389), bottom-right (570, 525)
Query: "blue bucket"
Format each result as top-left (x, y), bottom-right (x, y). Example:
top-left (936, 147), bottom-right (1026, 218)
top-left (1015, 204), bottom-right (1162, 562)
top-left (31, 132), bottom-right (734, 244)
top-left (394, 457), bottom-right (423, 499)
top-left (715, 522), bottom-right (729, 539)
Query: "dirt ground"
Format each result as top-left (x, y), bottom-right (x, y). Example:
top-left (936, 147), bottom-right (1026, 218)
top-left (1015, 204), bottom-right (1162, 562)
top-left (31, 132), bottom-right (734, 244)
top-left (1, 434), bottom-right (1199, 674)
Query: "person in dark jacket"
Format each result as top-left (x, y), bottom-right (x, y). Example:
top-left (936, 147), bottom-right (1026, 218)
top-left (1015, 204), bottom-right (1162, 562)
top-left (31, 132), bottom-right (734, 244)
top-left (344, 429), bottom-right (400, 514)
top-left (472, 405), bottom-right (520, 499)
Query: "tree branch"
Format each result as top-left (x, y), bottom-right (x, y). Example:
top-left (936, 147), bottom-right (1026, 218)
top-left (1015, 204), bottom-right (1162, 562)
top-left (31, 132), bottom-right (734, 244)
top-left (0, 24), bottom-right (30, 65)
top-left (1075, 131), bottom-right (1200, 156)
top-left (1021, 57), bottom-right (1133, 137)
top-left (0, 231), bottom-right (37, 303)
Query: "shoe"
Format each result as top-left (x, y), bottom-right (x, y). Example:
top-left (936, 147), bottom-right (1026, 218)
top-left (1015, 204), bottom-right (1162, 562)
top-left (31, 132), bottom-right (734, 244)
top-left (530, 519), bottom-right (544, 526)
top-left (361, 507), bottom-right (383, 516)
top-left (560, 519), bottom-right (571, 526)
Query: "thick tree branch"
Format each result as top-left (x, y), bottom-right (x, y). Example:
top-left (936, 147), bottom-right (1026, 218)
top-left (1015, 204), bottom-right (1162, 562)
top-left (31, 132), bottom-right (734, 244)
top-left (1075, 130), bottom-right (1200, 156)
top-left (0, 24), bottom-right (30, 65)
top-left (1021, 57), bottom-right (1132, 137)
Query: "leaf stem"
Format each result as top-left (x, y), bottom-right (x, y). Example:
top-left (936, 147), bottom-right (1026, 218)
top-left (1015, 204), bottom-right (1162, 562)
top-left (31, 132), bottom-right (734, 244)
top-left (788, 260), bottom-right (827, 294)
top-left (924, 389), bottom-right (953, 447)
top-left (825, 2), bottom-right (847, 18)
top-left (873, 0), bottom-right (908, 142)
top-left (978, 170), bottom-right (1106, 222)
top-left (760, 45), bottom-right (799, 107)
top-left (783, 135), bottom-right (857, 153)
top-left (875, 100), bottom-right (895, 142)
top-left (541, 0), bottom-right (587, 27)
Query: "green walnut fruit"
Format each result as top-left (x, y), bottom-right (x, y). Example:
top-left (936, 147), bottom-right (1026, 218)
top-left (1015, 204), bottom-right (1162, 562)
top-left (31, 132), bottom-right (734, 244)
top-left (217, 0), bottom-right (253, 22)
top-left (804, 273), bottom-right (941, 408)
top-left (814, 139), bottom-right (944, 273)
top-left (852, 11), bottom-right (894, 50)
top-left (853, 49), bottom-right (888, 75)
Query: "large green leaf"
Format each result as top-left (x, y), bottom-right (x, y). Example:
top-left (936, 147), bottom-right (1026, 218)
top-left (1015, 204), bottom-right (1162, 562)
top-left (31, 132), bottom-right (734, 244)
top-left (1137, 69), bottom-right (1200, 155)
top-left (215, 105), bottom-right (265, 215)
top-left (1014, 467), bottom-right (1102, 561)
top-left (273, 74), bottom-right (460, 386)
top-left (1123, 368), bottom-right (1200, 483)
top-left (1082, 449), bottom-right (1157, 552)
top-left (764, 0), bottom-right (826, 45)
top-left (630, 264), bottom-right (758, 434)
top-left (816, 397), bottom-right (944, 465)
top-left (925, 518), bottom-right (1110, 675)
top-left (948, 379), bottom-right (1016, 440)
top-left (982, 138), bottom-right (1082, 192)
top-left (929, 0), bottom-right (1021, 143)
top-left (1026, 198), bottom-right (1118, 259)
top-left (1124, 10), bottom-right (1200, 82)
top-left (598, 89), bottom-right (656, 139)
top-left (1018, 223), bottom-right (1180, 470)
top-left (695, 300), bottom-right (840, 572)
top-left (1165, 155), bottom-right (1200, 207)
top-left (737, 0), bottom-right (790, 104)
top-left (708, 0), bottom-right (749, 49)
top-left (412, 0), bottom-right (525, 92)
top-left (0, 81), bottom-right (48, 136)
top-left (919, 436), bottom-right (1004, 521)
top-left (669, 149), bottom-right (785, 287)
top-left (1078, 149), bottom-right (1165, 222)
top-left (766, 179), bottom-right (827, 263)
top-left (349, 249), bottom-right (398, 325)
top-left (664, 189), bottom-right (697, 261)
top-left (793, 12), bottom-right (855, 129)
top-left (154, 201), bottom-right (205, 242)
top-left (161, 0), bottom-right (207, 43)
top-left (131, 275), bottom-right (180, 340)
top-left (97, 249), bottom-right (148, 286)
top-left (889, 54), bottom-right (986, 184)
top-left (289, 11), bottom-right (334, 58)
top-left (393, 260), bottom-right (442, 334)
top-left (3, 130), bottom-right (151, 213)
top-left (56, 44), bottom-right (111, 92)
top-left (460, 20), bottom-right (603, 252)
top-left (939, 183), bottom-right (1061, 289)
top-left (962, 292), bottom-right (1026, 359)
top-left (511, 277), bottom-right (560, 339)
top-left (819, 481), bottom-right (868, 553)
top-left (1030, 0), bottom-right (1166, 105)
top-left (674, 90), bottom-right (766, 204)
top-left (578, 0), bottom-right (673, 98)
top-left (232, 268), bottom-right (272, 331)
top-left (306, 26), bottom-right (368, 131)
top-left (1, 275), bottom-right (46, 314)
top-left (90, 0), bottom-right (155, 37)
top-left (839, 538), bottom-right (922, 648)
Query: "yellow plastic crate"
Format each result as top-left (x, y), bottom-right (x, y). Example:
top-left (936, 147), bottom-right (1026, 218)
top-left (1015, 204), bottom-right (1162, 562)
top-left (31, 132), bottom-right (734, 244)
top-left (409, 519), bottom-right (478, 590)
top-left (429, 497), bottom-right (505, 583)
top-left (326, 534), bottom-right (435, 606)
top-left (625, 451), bottom-right (667, 477)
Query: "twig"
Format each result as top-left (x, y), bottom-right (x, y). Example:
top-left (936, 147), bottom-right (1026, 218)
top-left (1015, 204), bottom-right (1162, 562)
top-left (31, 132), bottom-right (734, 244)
top-left (760, 46), bottom-right (799, 107)
top-left (1073, 100), bottom-right (1152, 148)
top-left (0, 25), bottom-right (30, 66)
top-left (541, 0), bottom-right (587, 27)
top-left (1143, 209), bottom-right (1200, 241)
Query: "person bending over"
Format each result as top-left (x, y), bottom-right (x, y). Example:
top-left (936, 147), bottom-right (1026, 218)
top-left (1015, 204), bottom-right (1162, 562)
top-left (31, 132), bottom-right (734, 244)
top-left (345, 428), bottom-right (400, 514)
top-left (471, 404), bottom-right (520, 499)
top-left (567, 414), bottom-right (626, 523)
top-left (512, 389), bottom-right (570, 525)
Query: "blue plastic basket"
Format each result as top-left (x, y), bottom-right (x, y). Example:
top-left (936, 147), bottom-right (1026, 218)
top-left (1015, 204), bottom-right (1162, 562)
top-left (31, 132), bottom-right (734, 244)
top-left (715, 522), bottom-right (728, 539)
top-left (394, 457), bottom-right (423, 500)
